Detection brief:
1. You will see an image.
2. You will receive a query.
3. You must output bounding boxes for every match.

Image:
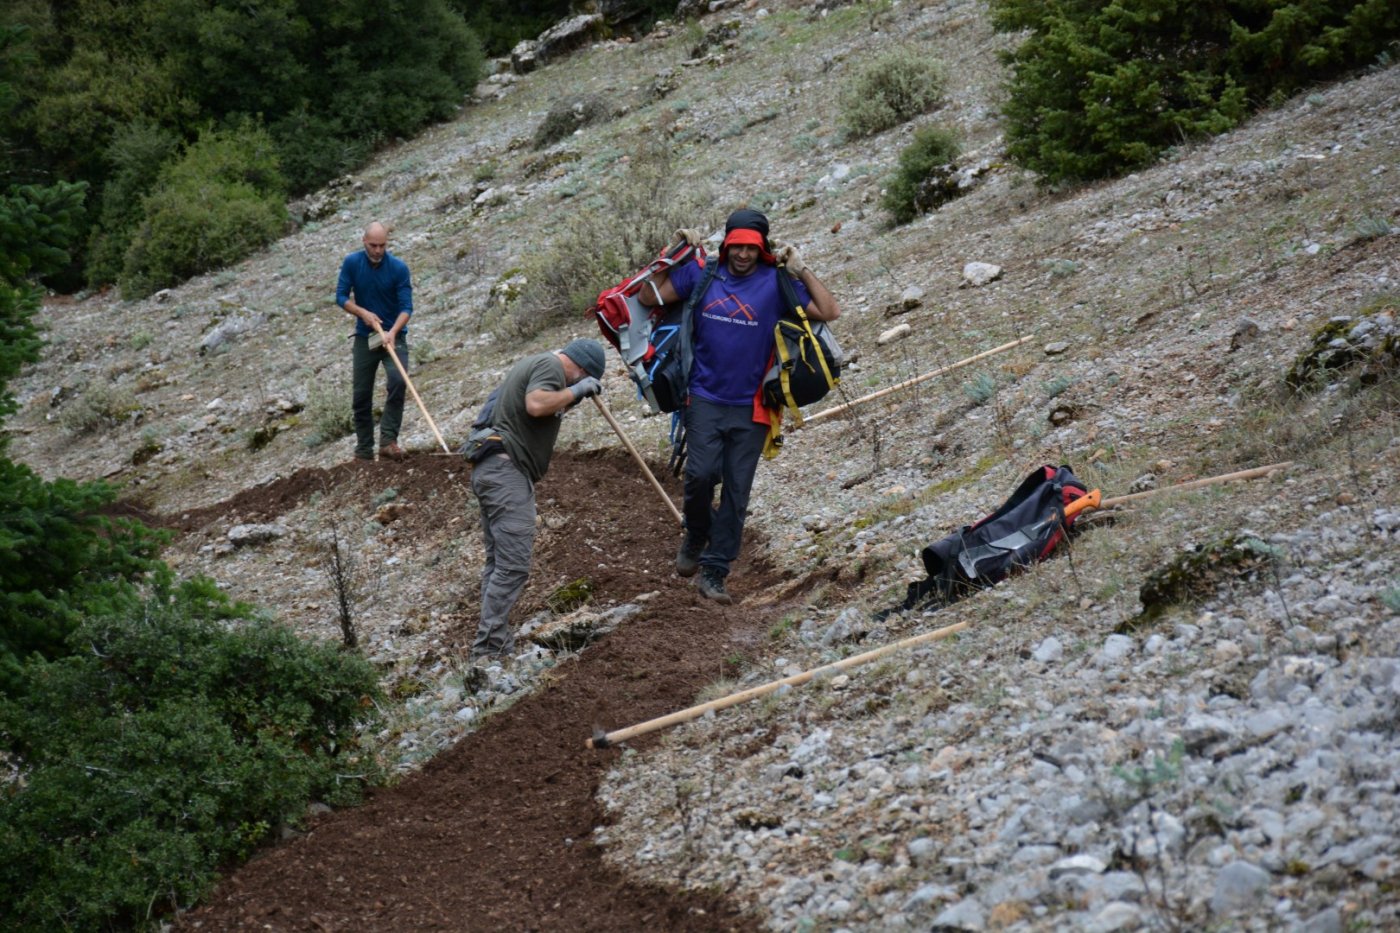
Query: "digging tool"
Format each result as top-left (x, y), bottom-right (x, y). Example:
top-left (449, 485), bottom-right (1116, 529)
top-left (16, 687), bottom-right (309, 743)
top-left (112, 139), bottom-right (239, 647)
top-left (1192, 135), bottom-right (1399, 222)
top-left (592, 396), bottom-right (683, 525)
top-left (1093, 462), bottom-right (1293, 509)
top-left (801, 334), bottom-right (1037, 427)
top-left (587, 618), bottom-right (971, 749)
top-left (368, 320), bottom-right (451, 454)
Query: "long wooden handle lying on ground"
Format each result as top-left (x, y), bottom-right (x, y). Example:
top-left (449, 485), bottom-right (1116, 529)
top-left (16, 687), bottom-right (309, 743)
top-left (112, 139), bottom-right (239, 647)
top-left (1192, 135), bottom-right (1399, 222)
top-left (586, 619), bottom-right (971, 749)
top-left (592, 395), bottom-right (683, 525)
top-left (1097, 462), bottom-right (1293, 508)
top-left (371, 322), bottom-right (451, 454)
top-left (802, 334), bottom-right (1037, 426)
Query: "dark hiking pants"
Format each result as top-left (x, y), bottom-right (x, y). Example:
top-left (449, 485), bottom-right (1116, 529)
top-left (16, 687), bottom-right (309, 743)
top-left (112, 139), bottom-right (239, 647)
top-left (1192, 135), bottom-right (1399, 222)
top-left (470, 453), bottom-right (536, 657)
top-left (682, 397), bottom-right (767, 578)
top-left (351, 333), bottom-right (408, 456)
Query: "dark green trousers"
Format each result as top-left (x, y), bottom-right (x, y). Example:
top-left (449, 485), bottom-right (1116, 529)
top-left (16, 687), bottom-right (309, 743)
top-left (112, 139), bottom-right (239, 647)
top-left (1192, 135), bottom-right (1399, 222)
top-left (351, 334), bottom-right (408, 456)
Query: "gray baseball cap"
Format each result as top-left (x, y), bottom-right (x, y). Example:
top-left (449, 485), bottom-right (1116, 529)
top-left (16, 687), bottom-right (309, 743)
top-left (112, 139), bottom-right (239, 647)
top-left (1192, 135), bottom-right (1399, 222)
top-left (562, 338), bottom-right (606, 380)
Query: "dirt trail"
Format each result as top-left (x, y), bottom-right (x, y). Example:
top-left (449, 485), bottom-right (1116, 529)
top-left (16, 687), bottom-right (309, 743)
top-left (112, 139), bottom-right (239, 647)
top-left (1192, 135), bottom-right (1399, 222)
top-left (176, 449), bottom-right (800, 931)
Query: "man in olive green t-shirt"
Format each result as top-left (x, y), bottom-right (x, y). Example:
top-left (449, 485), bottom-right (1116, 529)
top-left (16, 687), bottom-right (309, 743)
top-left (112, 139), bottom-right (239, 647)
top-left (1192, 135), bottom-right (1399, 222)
top-left (467, 339), bottom-right (606, 661)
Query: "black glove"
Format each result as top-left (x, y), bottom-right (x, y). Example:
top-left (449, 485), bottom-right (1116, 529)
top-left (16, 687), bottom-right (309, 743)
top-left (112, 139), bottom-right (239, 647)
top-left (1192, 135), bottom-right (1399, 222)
top-left (569, 376), bottom-right (602, 401)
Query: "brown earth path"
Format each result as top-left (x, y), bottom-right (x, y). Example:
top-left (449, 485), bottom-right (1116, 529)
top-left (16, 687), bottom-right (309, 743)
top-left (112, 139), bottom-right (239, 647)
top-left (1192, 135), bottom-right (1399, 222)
top-left (174, 448), bottom-right (809, 931)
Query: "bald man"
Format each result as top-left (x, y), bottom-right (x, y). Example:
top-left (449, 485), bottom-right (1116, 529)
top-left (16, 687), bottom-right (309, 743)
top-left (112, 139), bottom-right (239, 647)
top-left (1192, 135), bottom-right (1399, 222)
top-left (336, 222), bottom-right (414, 461)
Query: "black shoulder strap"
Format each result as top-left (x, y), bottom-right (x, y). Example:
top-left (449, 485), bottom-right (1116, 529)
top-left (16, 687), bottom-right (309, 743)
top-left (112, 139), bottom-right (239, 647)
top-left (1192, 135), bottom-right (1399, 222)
top-left (775, 265), bottom-right (806, 319)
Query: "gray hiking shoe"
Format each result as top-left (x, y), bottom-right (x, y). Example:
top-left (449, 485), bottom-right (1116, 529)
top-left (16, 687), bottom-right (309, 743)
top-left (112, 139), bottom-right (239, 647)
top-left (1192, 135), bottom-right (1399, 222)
top-left (696, 568), bottom-right (733, 605)
top-left (676, 533), bottom-right (705, 577)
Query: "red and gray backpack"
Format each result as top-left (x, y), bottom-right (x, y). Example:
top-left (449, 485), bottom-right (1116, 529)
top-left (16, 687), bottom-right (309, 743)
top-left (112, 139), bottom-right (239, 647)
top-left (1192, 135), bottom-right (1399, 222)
top-left (590, 243), bottom-right (710, 414)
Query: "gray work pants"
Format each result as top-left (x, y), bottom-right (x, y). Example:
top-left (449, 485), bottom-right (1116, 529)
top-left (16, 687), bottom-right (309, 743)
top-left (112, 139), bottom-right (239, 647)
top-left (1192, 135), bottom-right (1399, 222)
top-left (470, 453), bottom-right (535, 657)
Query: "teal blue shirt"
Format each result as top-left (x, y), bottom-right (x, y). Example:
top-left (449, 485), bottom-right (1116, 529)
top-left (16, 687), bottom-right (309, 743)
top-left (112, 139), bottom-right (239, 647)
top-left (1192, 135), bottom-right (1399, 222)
top-left (336, 250), bottom-right (413, 336)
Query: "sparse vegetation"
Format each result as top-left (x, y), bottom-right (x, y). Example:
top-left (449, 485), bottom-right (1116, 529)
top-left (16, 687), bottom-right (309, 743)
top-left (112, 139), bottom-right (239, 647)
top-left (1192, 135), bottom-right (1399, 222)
top-left (532, 94), bottom-right (614, 150)
top-left (838, 48), bottom-right (945, 138)
top-left (303, 382), bottom-right (354, 446)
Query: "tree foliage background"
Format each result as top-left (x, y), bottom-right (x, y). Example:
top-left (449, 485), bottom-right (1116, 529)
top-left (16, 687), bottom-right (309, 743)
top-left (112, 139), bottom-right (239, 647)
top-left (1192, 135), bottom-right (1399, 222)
top-left (990, 0), bottom-right (1400, 184)
top-left (0, 107), bottom-right (383, 931)
top-left (1, 0), bottom-right (488, 294)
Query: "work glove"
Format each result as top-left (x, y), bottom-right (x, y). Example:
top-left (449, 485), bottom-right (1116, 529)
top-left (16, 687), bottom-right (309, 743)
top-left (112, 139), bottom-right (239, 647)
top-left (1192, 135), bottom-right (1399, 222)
top-left (569, 376), bottom-right (602, 401)
top-left (771, 239), bottom-right (807, 277)
top-left (673, 227), bottom-right (703, 248)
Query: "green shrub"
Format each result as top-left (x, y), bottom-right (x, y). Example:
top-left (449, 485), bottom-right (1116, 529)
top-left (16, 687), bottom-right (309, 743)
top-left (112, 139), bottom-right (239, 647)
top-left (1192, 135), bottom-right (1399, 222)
top-left (0, 459), bottom-right (168, 696)
top-left (881, 125), bottom-right (962, 225)
top-left (991, 0), bottom-right (1400, 185)
top-left (508, 138), bottom-right (717, 336)
top-left (0, 581), bottom-right (383, 930)
top-left (532, 94), bottom-right (615, 150)
top-left (839, 48), bottom-right (944, 138)
top-left (304, 381), bottom-right (354, 446)
top-left (963, 371), bottom-right (998, 405)
top-left (119, 122), bottom-right (288, 299)
top-left (86, 121), bottom-right (182, 288)
top-left (56, 381), bottom-right (141, 434)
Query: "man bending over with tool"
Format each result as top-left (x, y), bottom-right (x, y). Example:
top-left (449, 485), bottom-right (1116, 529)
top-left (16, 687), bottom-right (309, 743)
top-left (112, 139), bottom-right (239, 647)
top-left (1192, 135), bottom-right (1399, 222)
top-left (336, 221), bottom-right (413, 462)
top-left (464, 339), bottom-right (606, 662)
top-left (640, 209), bottom-right (839, 605)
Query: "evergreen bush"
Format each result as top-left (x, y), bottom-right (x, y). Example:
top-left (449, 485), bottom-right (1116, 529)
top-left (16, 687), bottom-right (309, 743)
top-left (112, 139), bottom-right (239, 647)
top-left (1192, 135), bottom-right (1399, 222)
top-left (882, 125), bottom-right (963, 225)
top-left (991, 0), bottom-right (1400, 185)
top-left (839, 48), bottom-right (945, 138)
top-left (0, 459), bottom-right (168, 696)
top-left (0, 581), bottom-right (383, 930)
top-left (119, 122), bottom-right (288, 299)
top-left (86, 121), bottom-right (181, 288)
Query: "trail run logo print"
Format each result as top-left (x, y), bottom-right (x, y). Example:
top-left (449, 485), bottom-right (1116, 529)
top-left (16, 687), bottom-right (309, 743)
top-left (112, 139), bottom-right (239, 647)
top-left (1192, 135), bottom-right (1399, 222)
top-left (702, 294), bottom-right (760, 327)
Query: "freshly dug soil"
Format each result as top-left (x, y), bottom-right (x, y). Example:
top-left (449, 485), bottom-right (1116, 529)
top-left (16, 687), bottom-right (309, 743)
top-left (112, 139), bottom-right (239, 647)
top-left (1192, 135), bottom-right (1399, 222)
top-left (176, 448), bottom-right (806, 931)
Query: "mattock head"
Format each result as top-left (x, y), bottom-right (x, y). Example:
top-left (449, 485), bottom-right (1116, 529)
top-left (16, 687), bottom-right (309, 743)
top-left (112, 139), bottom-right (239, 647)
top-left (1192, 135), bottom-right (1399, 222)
top-left (588, 725), bottom-right (611, 750)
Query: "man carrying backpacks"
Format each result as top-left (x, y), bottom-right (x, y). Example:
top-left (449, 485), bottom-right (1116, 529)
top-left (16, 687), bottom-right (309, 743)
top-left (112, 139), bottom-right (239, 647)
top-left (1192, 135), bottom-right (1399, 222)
top-left (465, 339), bottom-right (606, 661)
top-left (639, 209), bottom-right (840, 604)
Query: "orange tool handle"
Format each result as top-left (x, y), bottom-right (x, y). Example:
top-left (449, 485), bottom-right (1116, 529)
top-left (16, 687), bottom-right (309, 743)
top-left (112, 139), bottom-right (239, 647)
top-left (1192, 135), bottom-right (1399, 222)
top-left (1064, 489), bottom-right (1101, 519)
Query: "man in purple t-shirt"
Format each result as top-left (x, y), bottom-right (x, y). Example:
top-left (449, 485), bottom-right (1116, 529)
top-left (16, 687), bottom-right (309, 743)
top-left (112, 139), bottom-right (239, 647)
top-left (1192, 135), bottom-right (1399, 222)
top-left (641, 209), bottom-right (839, 604)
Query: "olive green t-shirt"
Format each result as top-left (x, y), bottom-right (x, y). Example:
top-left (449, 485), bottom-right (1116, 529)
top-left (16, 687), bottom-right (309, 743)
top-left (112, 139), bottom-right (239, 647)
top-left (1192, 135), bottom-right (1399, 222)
top-left (492, 352), bottom-right (566, 482)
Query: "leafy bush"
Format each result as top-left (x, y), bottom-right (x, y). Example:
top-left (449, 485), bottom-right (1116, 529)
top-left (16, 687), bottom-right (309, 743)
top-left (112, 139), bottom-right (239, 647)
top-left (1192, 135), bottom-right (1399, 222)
top-left (991, 0), bottom-right (1400, 185)
top-left (0, 459), bottom-right (168, 696)
top-left (532, 94), bottom-right (615, 150)
top-left (119, 122), bottom-right (288, 299)
top-left (509, 138), bottom-right (717, 336)
top-left (839, 48), bottom-right (945, 138)
top-left (881, 125), bottom-right (963, 225)
top-left (304, 381), bottom-right (355, 446)
top-left (86, 121), bottom-right (183, 287)
top-left (0, 581), bottom-right (383, 930)
top-left (56, 381), bottom-right (141, 434)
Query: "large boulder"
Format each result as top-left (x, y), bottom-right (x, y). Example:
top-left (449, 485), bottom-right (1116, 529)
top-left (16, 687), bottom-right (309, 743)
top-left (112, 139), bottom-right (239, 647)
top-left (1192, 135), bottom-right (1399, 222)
top-left (535, 14), bottom-right (605, 65)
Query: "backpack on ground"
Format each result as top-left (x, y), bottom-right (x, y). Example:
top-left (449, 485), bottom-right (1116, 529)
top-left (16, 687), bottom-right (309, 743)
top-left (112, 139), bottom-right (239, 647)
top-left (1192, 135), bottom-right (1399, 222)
top-left (761, 268), bottom-right (841, 423)
top-left (884, 465), bottom-right (1091, 617)
top-left (590, 243), bottom-right (710, 414)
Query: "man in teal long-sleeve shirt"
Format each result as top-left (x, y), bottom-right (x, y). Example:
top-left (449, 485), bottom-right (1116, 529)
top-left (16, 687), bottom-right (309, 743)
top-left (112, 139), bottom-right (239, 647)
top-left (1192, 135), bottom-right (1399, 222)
top-left (336, 221), bottom-right (414, 461)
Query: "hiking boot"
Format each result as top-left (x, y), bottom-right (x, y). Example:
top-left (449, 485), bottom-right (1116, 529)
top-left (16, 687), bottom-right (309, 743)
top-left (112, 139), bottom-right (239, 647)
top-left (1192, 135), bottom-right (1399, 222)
top-left (379, 442), bottom-right (407, 461)
top-left (353, 448), bottom-right (374, 461)
top-left (675, 533), bottom-right (705, 578)
top-left (696, 568), bottom-right (733, 605)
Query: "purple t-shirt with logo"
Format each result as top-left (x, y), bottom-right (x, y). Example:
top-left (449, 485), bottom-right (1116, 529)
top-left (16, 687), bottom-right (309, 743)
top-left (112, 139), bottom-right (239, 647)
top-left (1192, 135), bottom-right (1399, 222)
top-left (669, 258), bottom-right (812, 406)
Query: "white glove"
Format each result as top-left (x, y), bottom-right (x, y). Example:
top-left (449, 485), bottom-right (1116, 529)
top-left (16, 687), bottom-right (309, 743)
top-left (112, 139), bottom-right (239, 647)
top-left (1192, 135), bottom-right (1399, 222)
top-left (771, 239), bottom-right (806, 276)
top-left (673, 228), bottom-right (703, 248)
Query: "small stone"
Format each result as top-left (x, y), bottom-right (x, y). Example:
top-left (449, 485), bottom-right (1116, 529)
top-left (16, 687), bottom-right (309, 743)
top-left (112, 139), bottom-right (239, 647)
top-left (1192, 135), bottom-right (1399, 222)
top-left (1044, 341), bottom-right (1070, 356)
top-left (961, 262), bottom-right (1003, 287)
top-left (1088, 902), bottom-right (1142, 932)
top-left (1032, 636), bottom-right (1064, 663)
top-left (1210, 861), bottom-right (1271, 914)
top-left (1049, 854), bottom-right (1108, 879)
top-left (878, 323), bottom-right (913, 345)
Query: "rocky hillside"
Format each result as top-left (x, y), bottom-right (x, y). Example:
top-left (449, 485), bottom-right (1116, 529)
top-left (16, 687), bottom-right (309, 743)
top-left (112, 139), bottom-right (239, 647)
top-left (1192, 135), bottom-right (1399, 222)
top-left (9, 0), bottom-right (1400, 929)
